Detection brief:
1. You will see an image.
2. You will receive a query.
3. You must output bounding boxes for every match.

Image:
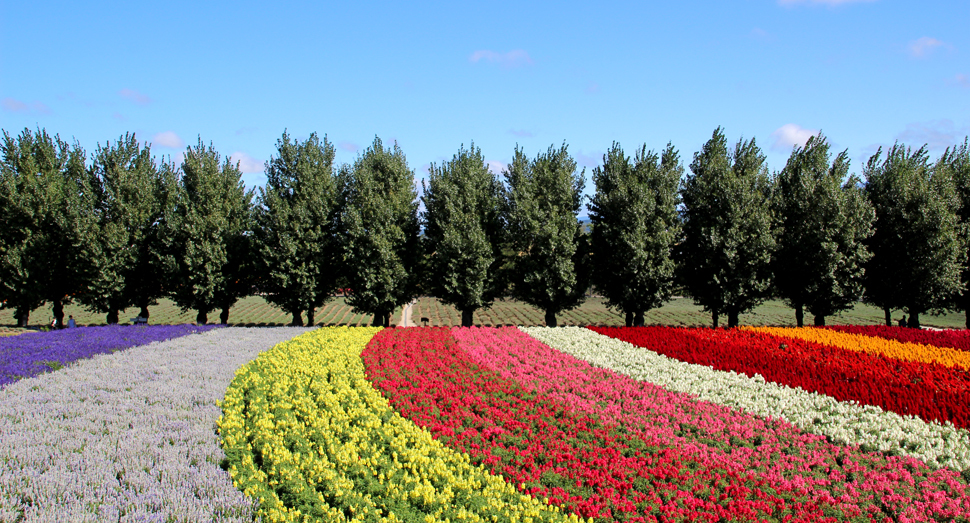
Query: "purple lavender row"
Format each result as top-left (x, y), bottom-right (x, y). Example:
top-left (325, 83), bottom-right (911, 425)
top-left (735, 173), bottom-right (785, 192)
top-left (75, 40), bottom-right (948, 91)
top-left (0, 324), bottom-right (221, 388)
top-left (0, 326), bottom-right (311, 521)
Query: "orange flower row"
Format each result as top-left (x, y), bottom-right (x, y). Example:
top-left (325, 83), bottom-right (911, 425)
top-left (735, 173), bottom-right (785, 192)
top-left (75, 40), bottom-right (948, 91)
top-left (742, 326), bottom-right (970, 371)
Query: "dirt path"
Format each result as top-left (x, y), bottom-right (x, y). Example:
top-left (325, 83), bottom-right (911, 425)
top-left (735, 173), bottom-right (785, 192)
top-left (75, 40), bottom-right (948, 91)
top-left (398, 299), bottom-right (417, 327)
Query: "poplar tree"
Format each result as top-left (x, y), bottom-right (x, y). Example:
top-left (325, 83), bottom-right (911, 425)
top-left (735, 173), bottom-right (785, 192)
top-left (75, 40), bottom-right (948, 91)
top-left (254, 131), bottom-right (340, 326)
top-left (81, 133), bottom-right (166, 324)
top-left (504, 143), bottom-right (589, 327)
top-left (941, 138), bottom-right (970, 328)
top-left (678, 127), bottom-right (774, 328)
top-left (772, 134), bottom-right (874, 326)
top-left (588, 142), bottom-right (681, 326)
top-left (171, 138), bottom-right (254, 324)
top-left (0, 128), bottom-right (97, 327)
top-left (864, 144), bottom-right (963, 328)
top-left (340, 137), bottom-right (421, 327)
top-left (421, 143), bottom-right (505, 327)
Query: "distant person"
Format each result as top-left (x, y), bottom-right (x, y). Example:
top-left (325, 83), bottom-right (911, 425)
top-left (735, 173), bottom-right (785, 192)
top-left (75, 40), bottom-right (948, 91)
top-left (67, 315), bottom-right (76, 328)
top-left (898, 315), bottom-right (906, 327)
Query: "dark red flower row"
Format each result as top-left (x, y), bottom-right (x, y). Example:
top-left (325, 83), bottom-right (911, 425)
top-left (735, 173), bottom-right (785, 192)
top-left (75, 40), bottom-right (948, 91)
top-left (589, 326), bottom-right (970, 430)
top-left (825, 325), bottom-right (970, 352)
top-left (362, 327), bottom-right (835, 522)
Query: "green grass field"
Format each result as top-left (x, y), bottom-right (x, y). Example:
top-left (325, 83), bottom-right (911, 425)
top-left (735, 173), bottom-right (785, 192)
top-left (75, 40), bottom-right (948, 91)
top-left (2, 294), bottom-right (966, 330)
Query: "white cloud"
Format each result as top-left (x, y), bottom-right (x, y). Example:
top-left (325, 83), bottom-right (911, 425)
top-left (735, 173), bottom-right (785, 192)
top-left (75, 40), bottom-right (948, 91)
top-left (1, 97), bottom-right (51, 114)
top-left (230, 151), bottom-right (264, 173)
top-left (778, 0), bottom-right (876, 5)
top-left (469, 49), bottom-right (534, 69)
top-left (486, 160), bottom-right (507, 175)
top-left (896, 119), bottom-right (970, 151)
top-left (151, 131), bottom-right (185, 149)
top-left (770, 123), bottom-right (820, 152)
top-left (908, 37), bottom-right (947, 58)
top-left (574, 151), bottom-right (602, 169)
top-left (119, 88), bottom-right (151, 105)
top-left (339, 141), bottom-right (359, 152)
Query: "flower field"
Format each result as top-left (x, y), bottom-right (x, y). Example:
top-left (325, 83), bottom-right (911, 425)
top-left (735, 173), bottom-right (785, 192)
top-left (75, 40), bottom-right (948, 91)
top-left (3, 324), bottom-right (970, 521)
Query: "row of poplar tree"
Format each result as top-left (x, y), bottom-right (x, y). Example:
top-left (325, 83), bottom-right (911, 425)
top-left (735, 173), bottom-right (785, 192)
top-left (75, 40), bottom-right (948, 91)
top-left (1, 126), bottom-right (969, 329)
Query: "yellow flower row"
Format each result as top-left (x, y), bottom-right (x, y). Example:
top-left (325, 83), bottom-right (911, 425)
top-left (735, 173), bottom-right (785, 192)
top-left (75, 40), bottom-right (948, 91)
top-left (218, 326), bottom-right (581, 523)
top-left (743, 326), bottom-right (970, 370)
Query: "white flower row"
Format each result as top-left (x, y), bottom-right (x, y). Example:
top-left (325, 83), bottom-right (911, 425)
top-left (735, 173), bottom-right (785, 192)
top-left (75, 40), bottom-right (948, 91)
top-left (522, 326), bottom-right (970, 471)
top-left (0, 326), bottom-right (311, 522)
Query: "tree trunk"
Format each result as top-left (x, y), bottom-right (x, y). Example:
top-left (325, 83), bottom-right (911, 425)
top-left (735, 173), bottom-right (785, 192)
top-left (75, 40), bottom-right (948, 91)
top-left (711, 310), bottom-right (719, 329)
top-left (196, 310), bottom-right (208, 325)
top-left (220, 307), bottom-right (230, 325)
top-left (107, 310), bottom-right (119, 325)
top-left (908, 309), bottom-right (921, 329)
top-left (306, 307), bottom-right (315, 327)
top-left (52, 298), bottom-right (64, 329)
top-left (966, 309), bottom-right (970, 330)
top-left (372, 312), bottom-right (386, 327)
top-left (290, 310), bottom-right (304, 327)
top-left (15, 307), bottom-right (29, 328)
top-left (727, 309), bottom-right (739, 328)
top-left (625, 311), bottom-right (633, 327)
top-left (544, 310), bottom-right (558, 327)
top-left (139, 306), bottom-right (150, 320)
top-left (461, 309), bottom-right (474, 327)
top-left (633, 310), bottom-right (645, 327)
top-left (884, 306), bottom-right (892, 327)
top-left (813, 314), bottom-right (826, 326)
top-left (794, 304), bottom-right (804, 328)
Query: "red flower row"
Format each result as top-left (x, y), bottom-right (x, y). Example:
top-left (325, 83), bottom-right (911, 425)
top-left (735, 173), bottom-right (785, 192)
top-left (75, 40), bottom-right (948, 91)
top-left (362, 327), bottom-right (832, 522)
top-left (826, 325), bottom-right (970, 352)
top-left (589, 326), bottom-right (970, 430)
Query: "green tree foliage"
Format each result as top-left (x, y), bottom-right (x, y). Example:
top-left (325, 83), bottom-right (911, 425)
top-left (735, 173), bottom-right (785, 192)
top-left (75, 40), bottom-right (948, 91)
top-left (80, 133), bottom-right (169, 324)
top-left (340, 137), bottom-right (421, 327)
top-left (863, 143), bottom-right (963, 328)
top-left (588, 142), bottom-right (681, 327)
top-left (0, 128), bottom-right (97, 327)
top-left (940, 138), bottom-right (970, 328)
top-left (421, 143), bottom-right (506, 327)
top-left (678, 127), bottom-right (774, 328)
top-left (171, 138), bottom-right (254, 325)
top-left (254, 131), bottom-right (340, 326)
top-left (772, 134), bottom-right (874, 327)
top-left (503, 143), bottom-right (589, 327)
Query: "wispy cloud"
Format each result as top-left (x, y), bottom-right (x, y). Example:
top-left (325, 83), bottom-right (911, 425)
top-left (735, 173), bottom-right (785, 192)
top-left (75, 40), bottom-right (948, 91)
top-left (235, 126), bottom-right (258, 136)
top-left (486, 160), bottom-right (507, 175)
top-left (955, 74), bottom-right (970, 88)
top-left (112, 112), bottom-right (126, 122)
top-left (339, 141), bottom-right (359, 152)
top-left (119, 88), bottom-right (151, 105)
top-left (151, 131), bottom-right (185, 149)
top-left (2, 97), bottom-right (51, 114)
top-left (749, 27), bottom-right (772, 42)
top-left (908, 37), bottom-right (949, 58)
top-left (585, 82), bottom-right (600, 94)
top-left (469, 49), bottom-right (534, 69)
top-left (230, 151), bottom-right (265, 173)
top-left (770, 123), bottom-right (820, 152)
top-left (896, 119), bottom-right (970, 151)
top-left (778, 0), bottom-right (876, 6)
top-left (508, 129), bottom-right (535, 138)
top-left (574, 150), bottom-right (602, 169)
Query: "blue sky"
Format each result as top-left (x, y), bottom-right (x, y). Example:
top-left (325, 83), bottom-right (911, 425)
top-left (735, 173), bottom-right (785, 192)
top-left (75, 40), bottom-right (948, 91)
top-left (2, 0), bottom-right (968, 206)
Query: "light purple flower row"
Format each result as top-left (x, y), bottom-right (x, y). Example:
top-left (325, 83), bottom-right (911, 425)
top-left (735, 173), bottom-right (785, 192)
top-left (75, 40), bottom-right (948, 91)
top-left (0, 326), bottom-right (310, 521)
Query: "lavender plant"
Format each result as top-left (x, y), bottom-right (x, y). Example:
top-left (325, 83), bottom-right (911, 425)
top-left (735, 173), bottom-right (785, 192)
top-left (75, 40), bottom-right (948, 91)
top-left (0, 326), bottom-right (309, 521)
top-left (0, 324), bottom-right (220, 387)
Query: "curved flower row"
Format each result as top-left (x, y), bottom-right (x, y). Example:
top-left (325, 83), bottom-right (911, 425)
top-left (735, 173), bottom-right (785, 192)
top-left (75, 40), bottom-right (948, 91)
top-left (218, 326), bottom-right (576, 523)
top-left (364, 327), bottom-right (821, 522)
top-left (826, 325), bottom-right (970, 353)
top-left (522, 327), bottom-right (970, 521)
top-left (590, 326), bottom-right (970, 430)
top-left (0, 327), bottom-right (305, 521)
top-left (0, 324), bottom-right (221, 387)
top-left (744, 326), bottom-right (970, 370)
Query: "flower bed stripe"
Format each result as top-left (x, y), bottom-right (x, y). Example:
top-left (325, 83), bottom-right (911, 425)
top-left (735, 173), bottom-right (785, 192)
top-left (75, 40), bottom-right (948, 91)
top-left (0, 324), bottom-right (221, 387)
top-left (366, 326), bottom-right (846, 522)
top-left (525, 326), bottom-right (970, 522)
top-left (590, 325), bottom-right (970, 430)
top-left (219, 326), bottom-right (575, 523)
top-left (826, 325), bottom-right (970, 352)
top-left (745, 326), bottom-right (970, 370)
top-left (0, 326), bottom-right (307, 521)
